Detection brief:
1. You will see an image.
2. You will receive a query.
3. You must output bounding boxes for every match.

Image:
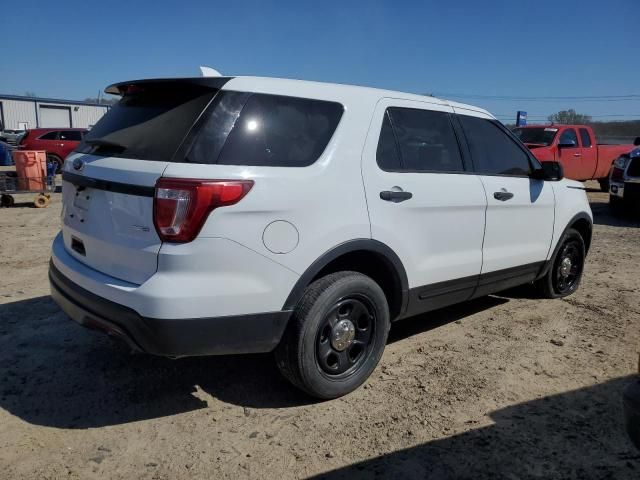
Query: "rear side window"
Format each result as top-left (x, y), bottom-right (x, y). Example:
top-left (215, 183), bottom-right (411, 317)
top-left (187, 92), bottom-right (343, 167)
top-left (579, 128), bottom-right (592, 147)
top-left (459, 115), bottom-right (532, 176)
top-left (376, 107), bottom-right (463, 172)
top-left (76, 84), bottom-right (218, 161)
top-left (39, 131), bottom-right (58, 140)
top-left (60, 130), bottom-right (83, 141)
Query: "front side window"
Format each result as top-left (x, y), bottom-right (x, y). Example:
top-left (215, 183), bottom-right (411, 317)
top-left (459, 115), bottom-right (532, 176)
top-left (376, 107), bottom-right (463, 172)
top-left (559, 129), bottom-right (579, 147)
top-left (579, 128), bottom-right (592, 148)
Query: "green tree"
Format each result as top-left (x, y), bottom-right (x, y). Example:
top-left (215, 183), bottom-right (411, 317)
top-left (547, 109), bottom-right (592, 124)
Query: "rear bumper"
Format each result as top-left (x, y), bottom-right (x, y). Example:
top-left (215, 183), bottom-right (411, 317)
top-left (49, 261), bottom-right (291, 357)
top-left (624, 378), bottom-right (640, 450)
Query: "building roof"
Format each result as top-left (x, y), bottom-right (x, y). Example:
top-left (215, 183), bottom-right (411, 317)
top-left (0, 93), bottom-right (111, 108)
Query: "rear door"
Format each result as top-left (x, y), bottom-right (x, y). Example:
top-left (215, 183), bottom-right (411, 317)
top-left (362, 99), bottom-right (487, 315)
top-left (61, 81), bottom-right (222, 284)
top-left (456, 111), bottom-right (554, 293)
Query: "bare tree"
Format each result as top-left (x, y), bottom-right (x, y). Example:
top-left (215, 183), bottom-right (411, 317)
top-left (548, 109), bottom-right (592, 124)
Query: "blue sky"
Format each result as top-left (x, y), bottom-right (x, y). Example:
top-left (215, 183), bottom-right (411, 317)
top-left (2, 0), bottom-right (638, 123)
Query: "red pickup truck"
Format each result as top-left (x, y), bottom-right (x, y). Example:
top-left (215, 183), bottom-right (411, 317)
top-left (513, 124), bottom-right (635, 190)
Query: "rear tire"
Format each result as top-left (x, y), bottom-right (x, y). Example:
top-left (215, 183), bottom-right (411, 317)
top-left (534, 228), bottom-right (585, 299)
top-left (275, 271), bottom-right (390, 399)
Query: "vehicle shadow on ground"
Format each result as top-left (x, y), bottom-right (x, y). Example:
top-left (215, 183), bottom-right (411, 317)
top-left (590, 200), bottom-right (640, 228)
top-left (388, 296), bottom-right (508, 344)
top-left (2, 202), bottom-right (40, 208)
top-left (308, 376), bottom-right (640, 479)
top-left (0, 295), bottom-right (510, 428)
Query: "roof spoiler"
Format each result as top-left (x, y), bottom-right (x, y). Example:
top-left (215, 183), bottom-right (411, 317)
top-left (105, 77), bottom-right (232, 96)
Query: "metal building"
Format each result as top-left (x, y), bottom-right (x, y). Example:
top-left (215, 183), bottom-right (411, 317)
top-left (0, 94), bottom-right (110, 130)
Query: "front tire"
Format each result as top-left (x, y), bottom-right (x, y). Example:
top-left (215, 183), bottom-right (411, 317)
top-left (534, 228), bottom-right (586, 299)
top-left (275, 271), bottom-right (390, 399)
top-left (598, 177), bottom-right (610, 193)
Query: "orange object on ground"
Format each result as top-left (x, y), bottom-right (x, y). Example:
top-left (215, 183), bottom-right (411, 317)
top-left (13, 150), bottom-right (47, 191)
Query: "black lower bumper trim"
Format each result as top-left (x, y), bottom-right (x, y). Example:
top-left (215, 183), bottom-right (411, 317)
top-left (49, 261), bottom-right (292, 357)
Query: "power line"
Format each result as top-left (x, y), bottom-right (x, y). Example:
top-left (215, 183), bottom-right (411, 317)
top-left (435, 92), bottom-right (640, 101)
top-left (433, 92), bottom-right (640, 102)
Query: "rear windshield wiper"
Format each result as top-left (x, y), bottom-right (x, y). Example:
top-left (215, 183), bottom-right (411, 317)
top-left (84, 139), bottom-right (127, 150)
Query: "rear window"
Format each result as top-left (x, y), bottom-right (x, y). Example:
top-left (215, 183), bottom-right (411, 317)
top-left (185, 92), bottom-right (343, 167)
top-left (77, 87), bottom-right (343, 167)
top-left (76, 84), bottom-right (218, 161)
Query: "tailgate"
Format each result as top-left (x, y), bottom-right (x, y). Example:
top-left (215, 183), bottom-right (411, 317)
top-left (59, 78), bottom-right (226, 284)
top-left (61, 155), bottom-right (167, 285)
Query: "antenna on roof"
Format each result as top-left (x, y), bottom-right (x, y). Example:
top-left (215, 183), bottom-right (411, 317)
top-left (199, 66), bottom-right (222, 77)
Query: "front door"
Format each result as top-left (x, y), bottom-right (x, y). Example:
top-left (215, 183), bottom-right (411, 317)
top-left (455, 111), bottom-right (555, 295)
top-left (362, 99), bottom-right (487, 317)
top-left (557, 127), bottom-right (584, 179)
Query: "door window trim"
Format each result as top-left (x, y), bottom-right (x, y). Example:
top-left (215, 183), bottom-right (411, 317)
top-left (579, 128), bottom-right (593, 148)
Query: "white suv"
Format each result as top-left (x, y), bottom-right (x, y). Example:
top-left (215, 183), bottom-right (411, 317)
top-left (50, 76), bottom-right (593, 398)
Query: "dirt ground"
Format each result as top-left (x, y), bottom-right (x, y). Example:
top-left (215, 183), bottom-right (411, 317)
top-left (1, 180), bottom-right (639, 479)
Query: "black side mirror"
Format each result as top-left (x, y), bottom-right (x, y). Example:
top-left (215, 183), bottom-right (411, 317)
top-left (531, 161), bottom-right (564, 181)
top-left (558, 139), bottom-right (577, 148)
top-left (634, 137), bottom-right (640, 147)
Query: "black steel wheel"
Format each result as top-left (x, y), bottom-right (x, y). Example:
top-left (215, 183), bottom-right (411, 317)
top-left (275, 271), bottom-right (390, 399)
top-left (535, 228), bottom-right (586, 298)
top-left (315, 295), bottom-right (376, 378)
top-left (553, 240), bottom-right (584, 295)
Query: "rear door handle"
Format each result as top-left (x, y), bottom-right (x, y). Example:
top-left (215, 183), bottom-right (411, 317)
top-left (380, 190), bottom-right (413, 203)
top-left (573, 153), bottom-right (582, 157)
top-left (493, 191), bottom-right (514, 201)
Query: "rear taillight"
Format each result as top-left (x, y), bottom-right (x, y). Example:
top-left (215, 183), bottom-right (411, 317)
top-left (154, 178), bottom-right (253, 243)
top-left (611, 167), bottom-right (625, 182)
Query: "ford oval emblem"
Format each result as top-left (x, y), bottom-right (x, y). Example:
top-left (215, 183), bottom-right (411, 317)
top-left (72, 158), bottom-right (85, 171)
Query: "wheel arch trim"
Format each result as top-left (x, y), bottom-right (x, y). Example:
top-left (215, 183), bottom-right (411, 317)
top-left (537, 211), bottom-right (592, 280)
top-left (282, 239), bottom-right (409, 318)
